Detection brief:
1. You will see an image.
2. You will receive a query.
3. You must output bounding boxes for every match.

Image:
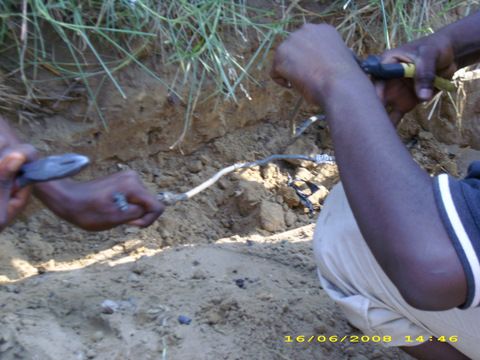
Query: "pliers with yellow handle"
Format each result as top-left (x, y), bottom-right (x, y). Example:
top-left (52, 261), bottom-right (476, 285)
top-left (356, 55), bottom-right (456, 92)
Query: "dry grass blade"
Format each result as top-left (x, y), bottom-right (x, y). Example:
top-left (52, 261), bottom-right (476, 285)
top-left (0, 0), bottom-right (475, 144)
top-left (0, 81), bottom-right (23, 112)
top-left (336, 0), bottom-right (470, 54)
top-left (0, 1), bottom-right (289, 135)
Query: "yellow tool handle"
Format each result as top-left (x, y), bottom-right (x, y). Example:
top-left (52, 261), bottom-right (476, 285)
top-left (401, 63), bottom-right (456, 92)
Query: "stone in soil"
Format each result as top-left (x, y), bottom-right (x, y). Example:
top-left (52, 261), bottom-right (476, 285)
top-left (259, 200), bottom-right (286, 232)
top-left (236, 180), bottom-right (268, 216)
top-left (278, 185), bottom-right (300, 208)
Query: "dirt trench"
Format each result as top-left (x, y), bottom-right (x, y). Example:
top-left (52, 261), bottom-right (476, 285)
top-left (1, 8), bottom-right (479, 360)
top-left (0, 58), bottom-right (422, 359)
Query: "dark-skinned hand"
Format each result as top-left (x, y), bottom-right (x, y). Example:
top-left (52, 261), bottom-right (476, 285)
top-left (0, 143), bottom-right (38, 230)
top-left (36, 170), bottom-right (164, 231)
top-left (374, 33), bottom-right (457, 126)
top-left (271, 24), bottom-right (363, 106)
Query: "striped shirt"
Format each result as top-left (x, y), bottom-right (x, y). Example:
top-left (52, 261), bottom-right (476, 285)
top-left (434, 162), bottom-right (480, 309)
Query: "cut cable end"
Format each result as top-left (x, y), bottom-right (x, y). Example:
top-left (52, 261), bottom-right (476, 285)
top-left (314, 154), bottom-right (335, 164)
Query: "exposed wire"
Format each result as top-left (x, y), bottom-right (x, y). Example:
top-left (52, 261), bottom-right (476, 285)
top-left (294, 114), bottom-right (326, 138)
top-left (157, 153), bottom-right (335, 206)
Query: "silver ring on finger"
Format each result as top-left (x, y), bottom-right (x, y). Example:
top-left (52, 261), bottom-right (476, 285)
top-left (113, 192), bottom-right (129, 212)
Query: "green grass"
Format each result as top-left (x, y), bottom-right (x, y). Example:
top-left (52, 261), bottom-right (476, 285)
top-left (337, 0), bottom-right (474, 53)
top-left (0, 0), bottom-right (289, 138)
top-left (0, 0), bottom-right (475, 146)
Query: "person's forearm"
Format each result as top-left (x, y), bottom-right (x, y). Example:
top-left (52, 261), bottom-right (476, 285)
top-left (435, 11), bottom-right (480, 68)
top-left (270, 21), bottom-right (466, 308)
top-left (317, 69), bottom-right (466, 308)
top-left (323, 73), bottom-right (432, 257)
top-left (33, 180), bottom-right (74, 216)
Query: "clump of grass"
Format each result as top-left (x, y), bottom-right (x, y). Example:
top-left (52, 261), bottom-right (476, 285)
top-left (0, 78), bottom-right (22, 112)
top-left (0, 0), bottom-right (289, 143)
top-left (0, 1), bottom-right (476, 147)
top-left (333, 0), bottom-right (477, 54)
top-left (152, 1), bottom-right (290, 148)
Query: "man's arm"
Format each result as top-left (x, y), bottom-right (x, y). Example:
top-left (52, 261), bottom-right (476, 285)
top-left (0, 116), bottom-right (163, 231)
top-left (438, 11), bottom-right (480, 69)
top-left (33, 174), bottom-right (163, 231)
top-left (272, 24), bottom-right (467, 310)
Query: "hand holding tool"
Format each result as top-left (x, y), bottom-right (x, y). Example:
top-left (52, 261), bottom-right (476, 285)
top-left (356, 54), bottom-right (456, 92)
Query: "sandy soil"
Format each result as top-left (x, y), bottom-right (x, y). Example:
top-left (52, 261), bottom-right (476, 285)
top-left (0, 225), bottom-right (413, 360)
top-left (0, 105), bottom-right (422, 358)
top-left (0, 7), bottom-right (477, 357)
top-left (1, 106), bottom-right (470, 359)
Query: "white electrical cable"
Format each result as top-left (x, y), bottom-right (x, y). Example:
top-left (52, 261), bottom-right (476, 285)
top-left (157, 153), bottom-right (335, 206)
top-left (294, 114), bottom-right (326, 138)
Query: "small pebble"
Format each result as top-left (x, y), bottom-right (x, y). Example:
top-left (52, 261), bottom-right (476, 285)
top-left (86, 349), bottom-right (96, 359)
top-left (124, 227), bottom-right (139, 235)
top-left (178, 315), bottom-right (192, 325)
top-left (206, 311), bottom-right (222, 325)
top-left (199, 154), bottom-right (211, 165)
top-left (187, 160), bottom-right (203, 173)
top-left (314, 323), bottom-right (327, 333)
top-left (257, 292), bottom-right (273, 301)
top-left (128, 273), bottom-right (140, 283)
top-left (101, 300), bottom-right (119, 314)
top-left (192, 270), bottom-right (207, 280)
top-left (131, 262), bottom-right (147, 275)
top-left (91, 331), bottom-right (104, 342)
top-left (234, 278), bottom-right (246, 289)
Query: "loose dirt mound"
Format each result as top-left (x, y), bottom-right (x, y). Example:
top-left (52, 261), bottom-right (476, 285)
top-left (0, 226), bottom-right (412, 360)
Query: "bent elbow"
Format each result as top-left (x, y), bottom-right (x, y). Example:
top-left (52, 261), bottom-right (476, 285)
top-left (399, 286), bottom-right (455, 311)
top-left (388, 268), bottom-right (466, 311)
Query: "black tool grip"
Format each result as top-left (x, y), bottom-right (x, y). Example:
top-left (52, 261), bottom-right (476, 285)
top-left (358, 54), bottom-right (456, 91)
top-left (361, 55), bottom-right (405, 79)
top-left (373, 63), bottom-right (405, 79)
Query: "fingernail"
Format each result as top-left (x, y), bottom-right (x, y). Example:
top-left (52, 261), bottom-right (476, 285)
top-left (6, 157), bottom-right (23, 173)
top-left (419, 88), bottom-right (433, 101)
